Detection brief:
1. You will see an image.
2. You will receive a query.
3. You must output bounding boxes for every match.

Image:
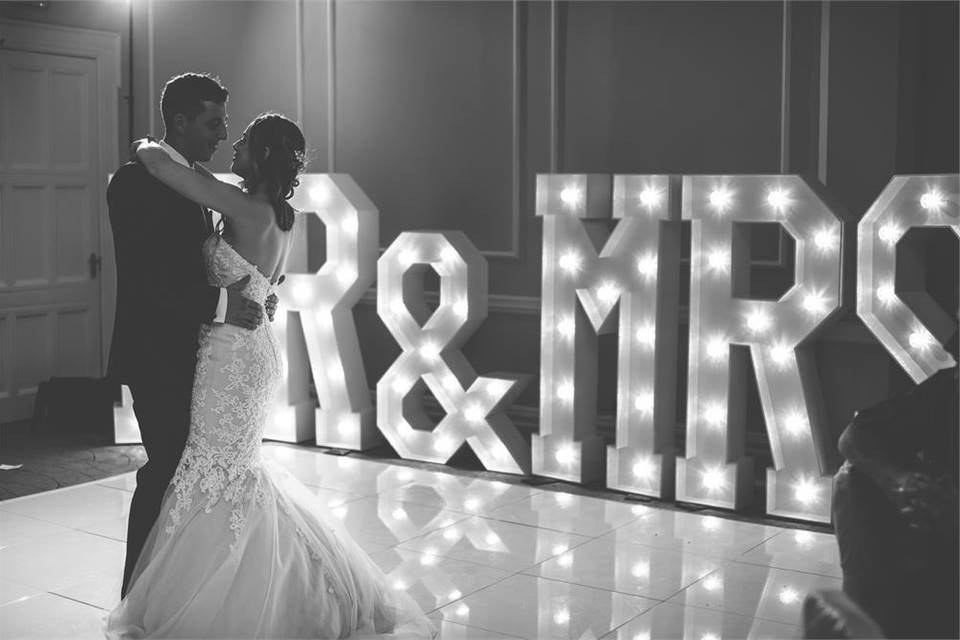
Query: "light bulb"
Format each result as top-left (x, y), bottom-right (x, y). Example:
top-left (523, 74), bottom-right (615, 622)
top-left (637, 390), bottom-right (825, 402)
top-left (556, 382), bottom-right (575, 402)
top-left (336, 418), bottom-right (354, 436)
top-left (784, 412), bottom-right (807, 437)
top-left (336, 266), bottom-right (356, 285)
top-left (701, 466), bottom-right (726, 492)
top-left (638, 186), bottom-right (663, 210)
top-left (746, 309), bottom-right (772, 334)
top-left (596, 281), bottom-right (620, 304)
top-left (876, 283), bottom-right (896, 305)
top-left (770, 341), bottom-right (792, 366)
top-left (463, 405), bottom-right (483, 423)
top-left (559, 186), bottom-right (582, 207)
top-left (802, 291), bottom-right (828, 316)
top-left (633, 392), bottom-right (654, 415)
top-left (419, 341), bottom-right (440, 361)
top-left (636, 252), bottom-right (658, 279)
top-left (440, 246), bottom-right (458, 264)
top-left (558, 250), bottom-right (582, 274)
top-left (703, 402), bottom-right (725, 427)
top-left (813, 227), bottom-right (838, 252)
top-left (557, 317), bottom-right (576, 339)
top-left (635, 323), bottom-right (656, 348)
top-left (878, 223), bottom-right (901, 245)
top-left (632, 457), bottom-right (655, 480)
top-left (706, 336), bottom-right (728, 361)
top-left (793, 477), bottom-right (821, 505)
top-left (708, 187), bottom-right (733, 212)
top-left (920, 189), bottom-right (946, 212)
top-left (908, 328), bottom-right (935, 351)
top-left (766, 187), bottom-right (793, 213)
top-left (399, 249), bottom-right (419, 267)
top-left (555, 444), bottom-right (577, 465)
top-left (706, 249), bottom-right (730, 274)
top-left (340, 215), bottom-right (359, 234)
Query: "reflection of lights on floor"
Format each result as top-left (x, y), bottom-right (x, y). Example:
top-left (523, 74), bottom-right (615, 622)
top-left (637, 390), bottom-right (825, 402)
top-left (778, 586), bottom-right (800, 604)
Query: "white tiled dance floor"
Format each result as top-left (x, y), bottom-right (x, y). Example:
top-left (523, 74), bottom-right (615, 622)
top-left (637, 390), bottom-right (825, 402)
top-left (0, 443), bottom-right (841, 639)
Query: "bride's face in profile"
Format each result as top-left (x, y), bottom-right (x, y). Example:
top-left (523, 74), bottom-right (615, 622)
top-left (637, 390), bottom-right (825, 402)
top-left (230, 125), bottom-right (254, 180)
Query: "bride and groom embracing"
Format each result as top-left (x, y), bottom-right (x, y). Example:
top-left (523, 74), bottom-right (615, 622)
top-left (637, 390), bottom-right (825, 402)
top-left (105, 72), bottom-right (435, 639)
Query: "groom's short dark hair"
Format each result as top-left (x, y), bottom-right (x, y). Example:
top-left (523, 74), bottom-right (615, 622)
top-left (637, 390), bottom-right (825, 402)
top-left (160, 73), bottom-right (228, 130)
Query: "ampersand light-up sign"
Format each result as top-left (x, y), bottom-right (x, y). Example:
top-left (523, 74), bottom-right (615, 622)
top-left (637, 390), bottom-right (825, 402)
top-left (376, 231), bottom-right (530, 473)
top-left (268, 174), bottom-right (380, 448)
top-left (857, 175), bottom-right (959, 383)
top-left (677, 175), bottom-right (843, 522)
top-left (532, 174), bottom-right (682, 497)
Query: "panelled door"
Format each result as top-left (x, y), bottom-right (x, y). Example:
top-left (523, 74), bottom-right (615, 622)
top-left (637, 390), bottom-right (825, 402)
top-left (0, 48), bottom-right (102, 422)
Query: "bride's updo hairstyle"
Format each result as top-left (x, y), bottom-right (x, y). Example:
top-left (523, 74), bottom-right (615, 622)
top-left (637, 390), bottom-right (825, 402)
top-left (245, 113), bottom-right (305, 231)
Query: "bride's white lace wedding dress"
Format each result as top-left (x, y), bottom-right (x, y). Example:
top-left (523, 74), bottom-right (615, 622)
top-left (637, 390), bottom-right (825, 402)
top-left (106, 234), bottom-right (436, 639)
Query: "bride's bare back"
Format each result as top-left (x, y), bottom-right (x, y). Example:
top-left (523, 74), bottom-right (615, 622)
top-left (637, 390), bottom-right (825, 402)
top-left (218, 200), bottom-right (291, 285)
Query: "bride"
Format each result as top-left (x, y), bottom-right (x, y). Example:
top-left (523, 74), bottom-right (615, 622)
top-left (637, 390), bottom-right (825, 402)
top-left (106, 113), bottom-right (436, 639)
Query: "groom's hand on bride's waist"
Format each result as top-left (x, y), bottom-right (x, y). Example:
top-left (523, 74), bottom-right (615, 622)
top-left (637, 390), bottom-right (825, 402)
top-left (224, 275), bottom-right (264, 330)
top-left (264, 275), bottom-right (283, 322)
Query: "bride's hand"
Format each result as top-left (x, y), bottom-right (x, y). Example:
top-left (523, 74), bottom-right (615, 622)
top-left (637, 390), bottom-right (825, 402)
top-left (129, 136), bottom-right (164, 165)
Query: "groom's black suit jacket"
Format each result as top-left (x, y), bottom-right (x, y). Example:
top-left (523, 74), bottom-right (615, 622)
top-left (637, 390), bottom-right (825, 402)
top-left (107, 161), bottom-right (219, 384)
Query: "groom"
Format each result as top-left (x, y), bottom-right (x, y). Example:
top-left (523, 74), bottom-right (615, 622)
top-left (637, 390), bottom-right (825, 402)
top-left (107, 73), bottom-right (273, 597)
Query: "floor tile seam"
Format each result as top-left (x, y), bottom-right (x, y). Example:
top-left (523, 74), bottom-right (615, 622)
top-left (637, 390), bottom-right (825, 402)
top-left (512, 566), bottom-right (679, 603)
top-left (0, 476), bottom-right (122, 505)
top-left (607, 598), bottom-right (802, 633)
top-left (723, 557), bottom-right (843, 581)
top-left (72, 525), bottom-right (126, 545)
top-left (737, 530), bottom-right (786, 556)
top-left (472, 513), bottom-right (621, 538)
top-left (93, 483), bottom-right (134, 495)
top-left (515, 572), bottom-right (664, 606)
top-left (456, 513), bottom-right (596, 540)
top-left (0, 508), bottom-right (78, 532)
top-left (0, 575), bottom-right (47, 597)
top-left (423, 569), bottom-right (522, 616)
top-left (45, 589), bottom-right (108, 612)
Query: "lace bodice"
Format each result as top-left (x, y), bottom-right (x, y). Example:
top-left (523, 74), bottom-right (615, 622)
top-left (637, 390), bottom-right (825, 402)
top-left (203, 233), bottom-right (276, 304)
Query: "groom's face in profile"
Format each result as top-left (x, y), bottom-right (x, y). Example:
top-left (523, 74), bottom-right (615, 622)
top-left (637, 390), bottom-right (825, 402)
top-left (178, 100), bottom-right (228, 164)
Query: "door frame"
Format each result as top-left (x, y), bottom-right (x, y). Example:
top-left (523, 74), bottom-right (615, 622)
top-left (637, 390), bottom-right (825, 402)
top-left (0, 19), bottom-right (121, 376)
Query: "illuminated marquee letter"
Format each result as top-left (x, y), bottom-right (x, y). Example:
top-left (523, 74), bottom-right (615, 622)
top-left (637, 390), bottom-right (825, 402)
top-left (269, 174), bottom-right (380, 448)
top-left (532, 174), bottom-right (682, 493)
top-left (376, 232), bottom-right (529, 474)
top-left (857, 175), bottom-right (959, 382)
top-left (677, 175), bottom-right (843, 522)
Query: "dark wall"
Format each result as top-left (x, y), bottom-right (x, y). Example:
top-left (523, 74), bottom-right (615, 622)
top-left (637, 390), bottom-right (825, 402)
top-left (4, 0), bottom-right (957, 461)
